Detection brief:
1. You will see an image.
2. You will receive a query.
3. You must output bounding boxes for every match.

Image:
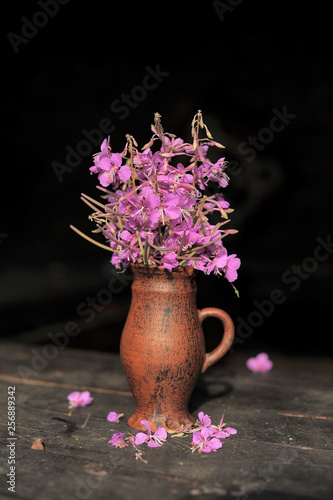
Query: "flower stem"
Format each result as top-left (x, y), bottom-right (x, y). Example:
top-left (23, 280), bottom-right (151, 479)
top-left (136, 230), bottom-right (145, 264)
top-left (81, 193), bottom-right (107, 211)
top-left (70, 225), bottom-right (118, 252)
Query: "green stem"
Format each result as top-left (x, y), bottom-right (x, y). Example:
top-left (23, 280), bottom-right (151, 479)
top-left (81, 193), bottom-right (107, 211)
top-left (144, 233), bottom-right (149, 264)
top-left (96, 225), bottom-right (132, 249)
top-left (136, 230), bottom-right (145, 264)
top-left (70, 225), bottom-right (118, 253)
top-left (177, 229), bottom-right (187, 256)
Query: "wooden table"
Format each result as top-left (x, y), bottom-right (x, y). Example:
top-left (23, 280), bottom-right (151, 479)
top-left (0, 341), bottom-right (332, 500)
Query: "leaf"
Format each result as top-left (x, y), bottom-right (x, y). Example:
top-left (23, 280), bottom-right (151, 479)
top-left (212, 141), bottom-right (225, 149)
top-left (223, 229), bottom-right (238, 235)
top-left (31, 438), bottom-right (45, 450)
top-left (141, 140), bottom-right (154, 150)
top-left (159, 151), bottom-right (175, 158)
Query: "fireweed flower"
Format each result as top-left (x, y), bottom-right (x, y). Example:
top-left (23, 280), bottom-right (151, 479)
top-left (67, 391), bottom-right (93, 412)
top-left (134, 420), bottom-right (167, 448)
top-left (246, 353), bottom-right (273, 373)
top-left (108, 432), bottom-right (127, 448)
top-left (197, 411), bottom-right (212, 428)
top-left (107, 410), bottom-right (236, 460)
top-left (191, 427), bottom-right (223, 453)
top-left (107, 411), bottom-right (123, 423)
top-left (71, 111), bottom-right (241, 292)
top-left (224, 254), bottom-right (241, 282)
top-left (211, 412), bottom-right (237, 438)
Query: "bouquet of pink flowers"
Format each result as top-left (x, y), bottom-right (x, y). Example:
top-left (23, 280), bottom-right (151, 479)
top-left (71, 111), bottom-right (240, 288)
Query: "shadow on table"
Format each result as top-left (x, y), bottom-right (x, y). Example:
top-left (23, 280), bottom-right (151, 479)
top-left (189, 375), bottom-right (234, 413)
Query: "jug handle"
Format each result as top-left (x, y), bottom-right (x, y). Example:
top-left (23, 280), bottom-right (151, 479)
top-left (198, 307), bottom-right (235, 373)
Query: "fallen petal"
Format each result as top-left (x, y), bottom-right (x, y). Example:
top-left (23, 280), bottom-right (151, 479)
top-left (225, 427), bottom-right (237, 435)
top-left (154, 427), bottom-right (167, 440)
top-left (147, 439), bottom-right (162, 448)
top-left (134, 432), bottom-right (149, 446)
top-left (107, 411), bottom-right (119, 423)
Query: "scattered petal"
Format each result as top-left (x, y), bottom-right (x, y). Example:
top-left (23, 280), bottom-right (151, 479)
top-left (134, 432), bottom-right (149, 446)
top-left (108, 432), bottom-right (127, 448)
top-left (67, 391), bottom-right (94, 412)
top-left (107, 411), bottom-right (123, 423)
top-left (246, 353), bottom-right (273, 374)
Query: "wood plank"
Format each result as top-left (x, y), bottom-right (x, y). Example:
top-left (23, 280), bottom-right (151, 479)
top-left (1, 341), bottom-right (332, 500)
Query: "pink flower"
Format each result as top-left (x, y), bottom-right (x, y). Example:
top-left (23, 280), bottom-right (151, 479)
top-left (76, 111), bottom-right (241, 289)
top-left (108, 432), bottom-right (127, 448)
top-left (197, 411), bottom-right (212, 428)
top-left (205, 249), bottom-right (228, 275)
top-left (224, 254), bottom-right (241, 282)
top-left (212, 412), bottom-right (237, 438)
top-left (191, 427), bottom-right (223, 453)
top-left (134, 420), bottom-right (167, 448)
top-left (67, 391), bottom-right (93, 411)
top-left (107, 411), bottom-right (123, 423)
top-left (246, 353), bottom-right (273, 373)
top-left (161, 251), bottom-right (179, 272)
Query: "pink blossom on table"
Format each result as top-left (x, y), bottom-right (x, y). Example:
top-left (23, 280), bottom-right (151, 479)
top-left (197, 411), bottom-right (212, 428)
top-left (134, 420), bottom-right (167, 448)
top-left (211, 412), bottom-right (237, 438)
top-left (108, 432), bottom-right (127, 448)
top-left (191, 427), bottom-right (223, 453)
top-left (107, 411), bottom-right (123, 423)
top-left (246, 353), bottom-right (273, 374)
top-left (67, 391), bottom-right (93, 411)
top-left (106, 409), bottom-right (236, 460)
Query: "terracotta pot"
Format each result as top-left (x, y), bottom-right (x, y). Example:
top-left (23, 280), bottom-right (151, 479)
top-left (120, 264), bottom-right (234, 432)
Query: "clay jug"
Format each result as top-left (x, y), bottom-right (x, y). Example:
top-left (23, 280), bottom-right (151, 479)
top-left (120, 264), bottom-right (234, 431)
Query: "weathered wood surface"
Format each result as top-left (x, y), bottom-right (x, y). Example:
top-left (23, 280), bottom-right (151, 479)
top-left (0, 341), bottom-right (332, 500)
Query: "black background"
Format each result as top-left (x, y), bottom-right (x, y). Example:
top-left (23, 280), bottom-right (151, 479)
top-left (1, 0), bottom-right (332, 359)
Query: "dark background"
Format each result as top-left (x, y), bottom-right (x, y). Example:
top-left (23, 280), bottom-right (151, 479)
top-left (1, 0), bottom-right (332, 360)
